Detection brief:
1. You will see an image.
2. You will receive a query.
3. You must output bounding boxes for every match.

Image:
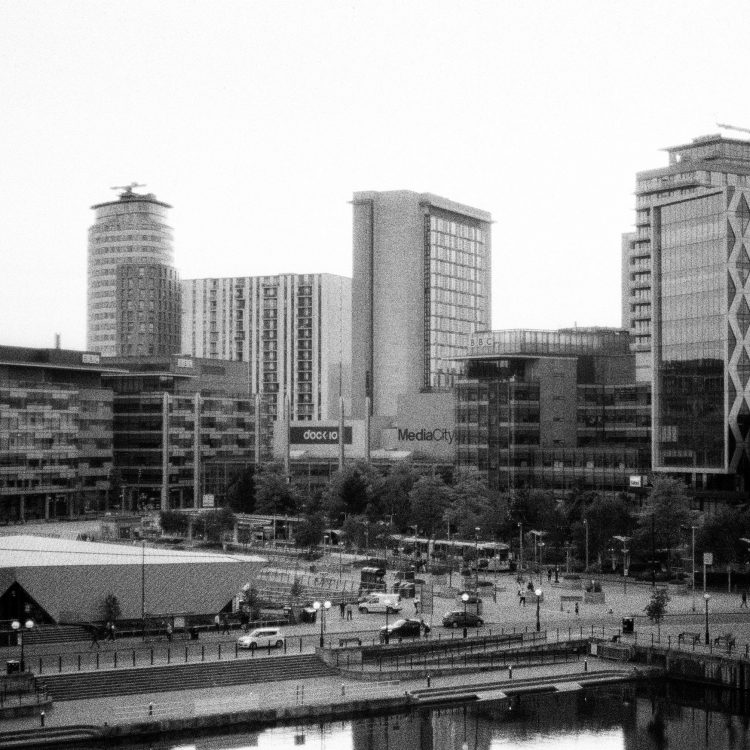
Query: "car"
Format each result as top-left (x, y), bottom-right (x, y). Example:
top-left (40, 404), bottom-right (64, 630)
top-left (379, 618), bottom-right (430, 642)
top-left (458, 592), bottom-right (482, 604)
top-left (237, 627), bottom-right (285, 650)
top-left (442, 610), bottom-right (484, 629)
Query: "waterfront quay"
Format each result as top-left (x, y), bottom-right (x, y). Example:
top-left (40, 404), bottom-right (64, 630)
top-left (1, 570), bottom-right (750, 747)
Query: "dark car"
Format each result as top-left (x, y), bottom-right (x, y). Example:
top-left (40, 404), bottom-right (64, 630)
top-left (442, 610), bottom-right (484, 629)
top-left (379, 618), bottom-right (430, 642)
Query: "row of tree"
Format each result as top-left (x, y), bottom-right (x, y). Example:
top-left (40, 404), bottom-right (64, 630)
top-left (198, 461), bottom-right (750, 576)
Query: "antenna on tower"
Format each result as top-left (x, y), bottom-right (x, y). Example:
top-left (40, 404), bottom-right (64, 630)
top-left (110, 182), bottom-right (146, 195)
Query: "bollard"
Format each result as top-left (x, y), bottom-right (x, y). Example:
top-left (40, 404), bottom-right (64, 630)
top-left (427, 673), bottom-right (431, 688)
top-left (508, 665), bottom-right (513, 679)
top-left (341, 683), bottom-right (345, 696)
top-left (40, 710), bottom-right (45, 727)
top-left (133, 651), bottom-right (136, 667)
top-left (584, 659), bottom-right (588, 672)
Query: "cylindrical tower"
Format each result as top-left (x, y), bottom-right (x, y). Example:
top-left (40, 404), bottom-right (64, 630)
top-left (87, 186), bottom-right (181, 357)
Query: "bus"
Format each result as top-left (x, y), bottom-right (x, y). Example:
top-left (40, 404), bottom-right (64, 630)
top-left (390, 535), bottom-right (512, 571)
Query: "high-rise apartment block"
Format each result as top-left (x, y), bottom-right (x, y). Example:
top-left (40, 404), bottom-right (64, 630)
top-left (181, 274), bottom-right (351, 422)
top-left (351, 191), bottom-right (492, 419)
top-left (87, 185), bottom-right (181, 358)
top-left (623, 135), bottom-right (750, 383)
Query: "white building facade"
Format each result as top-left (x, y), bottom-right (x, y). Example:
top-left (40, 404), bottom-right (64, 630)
top-left (181, 273), bottom-right (351, 422)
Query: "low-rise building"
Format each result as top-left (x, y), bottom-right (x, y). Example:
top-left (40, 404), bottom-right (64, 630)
top-left (0, 345), bottom-right (119, 521)
top-left (455, 328), bottom-right (651, 495)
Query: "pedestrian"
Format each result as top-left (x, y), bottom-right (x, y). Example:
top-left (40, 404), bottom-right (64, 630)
top-left (89, 626), bottom-right (101, 650)
top-left (414, 597), bottom-right (421, 614)
top-left (40, 710), bottom-right (45, 727)
top-left (547, 568), bottom-right (552, 582)
top-left (340, 601), bottom-right (346, 618)
top-left (240, 611), bottom-right (249, 632)
top-left (742, 591), bottom-right (748, 608)
top-left (520, 592), bottom-right (526, 607)
top-left (221, 615), bottom-right (230, 635)
top-left (108, 622), bottom-right (116, 641)
top-left (575, 602), bottom-right (579, 616)
top-left (214, 613), bottom-right (221, 632)
top-left (166, 622), bottom-right (173, 642)
top-left (346, 603), bottom-right (353, 620)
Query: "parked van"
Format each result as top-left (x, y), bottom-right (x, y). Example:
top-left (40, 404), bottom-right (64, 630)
top-left (358, 593), bottom-right (401, 614)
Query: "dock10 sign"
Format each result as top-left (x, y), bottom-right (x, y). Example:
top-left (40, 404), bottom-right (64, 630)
top-left (289, 426), bottom-right (353, 445)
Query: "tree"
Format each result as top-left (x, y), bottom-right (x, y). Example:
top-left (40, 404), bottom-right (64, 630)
top-left (225, 465), bottom-right (256, 513)
top-left (644, 587), bottom-right (670, 640)
top-left (294, 512), bottom-right (325, 550)
top-left (323, 461), bottom-right (380, 522)
top-left (580, 496), bottom-right (635, 570)
top-left (377, 462), bottom-right (421, 530)
top-left (447, 467), bottom-right (499, 538)
top-left (100, 592), bottom-right (121, 623)
top-left (200, 507), bottom-right (236, 543)
top-left (408, 476), bottom-right (454, 537)
top-left (635, 477), bottom-right (694, 576)
top-left (160, 510), bottom-right (189, 536)
top-left (698, 506), bottom-right (748, 592)
top-left (242, 586), bottom-right (261, 621)
top-left (254, 463), bottom-right (299, 516)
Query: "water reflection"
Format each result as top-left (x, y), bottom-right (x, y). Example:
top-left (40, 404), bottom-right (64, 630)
top-left (99, 681), bottom-right (750, 750)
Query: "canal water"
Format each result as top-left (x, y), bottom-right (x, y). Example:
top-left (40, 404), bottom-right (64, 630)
top-left (96, 681), bottom-right (750, 749)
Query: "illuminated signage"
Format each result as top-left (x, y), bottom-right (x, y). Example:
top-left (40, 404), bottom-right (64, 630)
top-left (176, 357), bottom-right (193, 369)
top-left (290, 426), bottom-right (352, 445)
top-left (81, 353), bottom-right (100, 364)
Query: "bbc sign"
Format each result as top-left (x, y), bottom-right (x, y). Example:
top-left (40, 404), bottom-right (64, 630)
top-left (289, 426), bottom-right (352, 445)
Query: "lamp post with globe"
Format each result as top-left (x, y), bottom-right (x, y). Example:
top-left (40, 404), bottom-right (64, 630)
top-left (312, 600), bottom-right (331, 648)
top-left (11, 618), bottom-right (34, 672)
top-left (461, 592), bottom-right (470, 638)
top-left (535, 589), bottom-right (542, 632)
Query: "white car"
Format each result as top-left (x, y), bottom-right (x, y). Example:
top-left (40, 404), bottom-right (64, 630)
top-left (237, 627), bottom-right (285, 650)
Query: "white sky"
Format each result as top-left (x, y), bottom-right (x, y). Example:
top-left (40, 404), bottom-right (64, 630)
top-left (2, 0), bottom-right (750, 351)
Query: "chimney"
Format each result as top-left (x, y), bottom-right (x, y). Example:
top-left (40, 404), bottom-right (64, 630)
top-left (54, 333), bottom-right (61, 349)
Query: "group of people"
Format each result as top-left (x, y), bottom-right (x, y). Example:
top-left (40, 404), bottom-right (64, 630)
top-left (338, 601), bottom-right (354, 620)
top-left (89, 620), bottom-right (117, 648)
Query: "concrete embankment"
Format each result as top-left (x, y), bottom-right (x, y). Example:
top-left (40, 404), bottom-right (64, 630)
top-left (0, 664), bottom-right (644, 749)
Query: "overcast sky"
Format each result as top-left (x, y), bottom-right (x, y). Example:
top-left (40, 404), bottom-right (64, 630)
top-left (2, 1), bottom-right (749, 350)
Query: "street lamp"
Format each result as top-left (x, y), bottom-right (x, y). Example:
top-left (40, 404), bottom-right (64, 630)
top-left (312, 600), bottom-right (331, 648)
top-left (474, 526), bottom-right (481, 593)
top-left (613, 535), bottom-right (631, 595)
top-left (529, 530), bottom-right (545, 583)
top-left (11, 619), bottom-right (34, 671)
top-left (517, 522), bottom-right (523, 573)
top-left (461, 592), bottom-right (469, 638)
top-left (535, 588), bottom-right (542, 632)
top-left (538, 542), bottom-right (545, 586)
top-left (704, 593), bottom-right (711, 645)
top-left (583, 519), bottom-right (589, 572)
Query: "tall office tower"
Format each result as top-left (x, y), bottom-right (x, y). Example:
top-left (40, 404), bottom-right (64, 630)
top-left (351, 191), bottom-right (492, 419)
top-left (634, 134), bottom-right (750, 491)
top-left (181, 274), bottom-right (351, 422)
top-left (87, 185), bottom-right (181, 358)
top-left (623, 134), bottom-right (750, 383)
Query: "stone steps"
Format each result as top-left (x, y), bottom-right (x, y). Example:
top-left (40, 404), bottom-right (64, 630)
top-left (38, 654), bottom-right (337, 701)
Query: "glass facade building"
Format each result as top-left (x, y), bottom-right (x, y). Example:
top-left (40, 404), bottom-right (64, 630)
top-left (104, 356), bottom-right (273, 509)
top-left (623, 134), bottom-right (750, 383)
top-left (427, 216), bottom-right (488, 388)
top-left (0, 346), bottom-right (116, 520)
top-left (456, 329), bottom-right (651, 495)
top-left (352, 191), bottom-right (491, 420)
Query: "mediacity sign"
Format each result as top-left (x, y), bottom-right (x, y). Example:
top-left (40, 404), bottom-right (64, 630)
top-left (290, 426), bottom-right (353, 445)
top-left (398, 427), bottom-right (454, 444)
